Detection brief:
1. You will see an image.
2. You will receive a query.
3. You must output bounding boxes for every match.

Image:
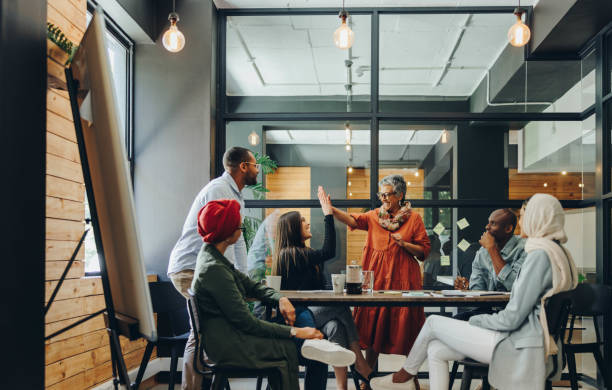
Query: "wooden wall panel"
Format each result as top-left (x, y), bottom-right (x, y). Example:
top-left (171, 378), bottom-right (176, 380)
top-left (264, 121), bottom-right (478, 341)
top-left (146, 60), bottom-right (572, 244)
top-left (46, 218), bottom-right (85, 241)
top-left (46, 315), bottom-right (106, 344)
top-left (508, 169), bottom-right (596, 200)
top-left (47, 153), bottom-right (83, 183)
top-left (46, 260), bottom-right (85, 280)
top-left (46, 196), bottom-right (84, 221)
top-left (265, 167), bottom-right (311, 240)
top-left (47, 110), bottom-right (76, 142)
top-left (45, 278), bottom-right (103, 302)
top-left (48, 132), bottom-right (80, 163)
top-left (47, 175), bottom-right (85, 202)
top-left (46, 295), bottom-right (106, 323)
top-left (46, 240), bottom-right (85, 261)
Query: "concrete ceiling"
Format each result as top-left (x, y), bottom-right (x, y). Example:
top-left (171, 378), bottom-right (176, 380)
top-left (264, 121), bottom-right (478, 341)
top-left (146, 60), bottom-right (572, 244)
top-left (226, 12), bottom-right (525, 97)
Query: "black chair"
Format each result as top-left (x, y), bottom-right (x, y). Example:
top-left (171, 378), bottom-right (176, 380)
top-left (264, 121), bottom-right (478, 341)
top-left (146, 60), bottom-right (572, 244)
top-left (450, 291), bottom-right (572, 390)
top-left (187, 290), bottom-right (278, 390)
top-left (564, 283), bottom-right (612, 390)
top-left (133, 281), bottom-right (190, 390)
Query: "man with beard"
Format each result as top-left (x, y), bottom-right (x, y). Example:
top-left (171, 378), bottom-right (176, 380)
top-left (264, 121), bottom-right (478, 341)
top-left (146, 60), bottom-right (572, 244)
top-left (167, 146), bottom-right (259, 389)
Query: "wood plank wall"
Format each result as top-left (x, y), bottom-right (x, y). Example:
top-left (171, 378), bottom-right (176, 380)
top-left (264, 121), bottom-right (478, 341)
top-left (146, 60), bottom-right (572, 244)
top-left (45, 1), bottom-right (155, 388)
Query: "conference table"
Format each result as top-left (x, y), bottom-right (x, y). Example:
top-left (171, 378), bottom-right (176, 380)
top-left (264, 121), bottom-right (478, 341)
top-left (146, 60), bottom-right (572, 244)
top-left (277, 290), bottom-right (510, 307)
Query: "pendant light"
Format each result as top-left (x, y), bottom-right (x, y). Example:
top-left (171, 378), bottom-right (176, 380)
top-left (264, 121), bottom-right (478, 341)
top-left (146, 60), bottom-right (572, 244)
top-left (334, 0), bottom-right (354, 50)
top-left (440, 129), bottom-right (448, 144)
top-left (345, 121), bottom-right (352, 151)
top-left (162, 0), bottom-right (186, 53)
top-left (248, 131), bottom-right (260, 146)
top-left (507, 1), bottom-right (531, 48)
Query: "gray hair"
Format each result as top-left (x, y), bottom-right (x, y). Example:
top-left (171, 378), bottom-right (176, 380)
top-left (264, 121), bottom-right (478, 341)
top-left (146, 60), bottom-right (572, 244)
top-left (378, 174), bottom-right (407, 201)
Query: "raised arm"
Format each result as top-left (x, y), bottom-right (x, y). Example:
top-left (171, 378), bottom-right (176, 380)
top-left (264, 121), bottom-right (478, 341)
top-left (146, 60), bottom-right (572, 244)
top-left (318, 185), bottom-right (359, 229)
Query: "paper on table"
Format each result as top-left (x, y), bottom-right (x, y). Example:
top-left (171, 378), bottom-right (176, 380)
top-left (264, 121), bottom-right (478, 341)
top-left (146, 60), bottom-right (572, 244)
top-left (402, 291), bottom-right (426, 297)
top-left (457, 218), bottom-right (470, 230)
top-left (440, 255), bottom-right (450, 266)
top-left (441, 290), bottom-right (510, 297)
top-left (433, 223), bottom-right (445, 235)
top-left (458, 239), bottom-right (470, 252)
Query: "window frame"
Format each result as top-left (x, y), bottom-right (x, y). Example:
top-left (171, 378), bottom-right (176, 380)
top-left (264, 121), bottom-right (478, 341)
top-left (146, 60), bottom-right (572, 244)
top-left (84, 1), bottom-right (135, 276)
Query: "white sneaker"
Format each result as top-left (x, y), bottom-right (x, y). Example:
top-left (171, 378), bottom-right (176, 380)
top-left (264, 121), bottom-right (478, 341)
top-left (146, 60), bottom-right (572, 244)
top-left (300, 339), bottom-right (356, 367)
top-left (370, 374), bottom-right (416, 390)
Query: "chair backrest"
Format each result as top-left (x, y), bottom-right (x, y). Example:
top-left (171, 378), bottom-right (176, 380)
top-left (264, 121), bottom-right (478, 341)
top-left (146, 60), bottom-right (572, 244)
top-left (545, 290), bottom-right (573, 344)
top-left (569, 283), bottom-right (612, 317)
top-left (187, 289), bottom-right (216, 372)
top-left (544, 290), bottom-right (573, 380)
top-left (148, 281), bottom-right (190, 337)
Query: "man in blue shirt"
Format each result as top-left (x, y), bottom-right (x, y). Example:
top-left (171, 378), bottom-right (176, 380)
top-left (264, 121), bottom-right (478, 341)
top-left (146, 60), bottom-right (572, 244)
top-left (454, 209), bottom-right (527, 320)
top-left (455, 208), bottom-right (526, 292)
top-left (167, 146), bottom-right (259, 390)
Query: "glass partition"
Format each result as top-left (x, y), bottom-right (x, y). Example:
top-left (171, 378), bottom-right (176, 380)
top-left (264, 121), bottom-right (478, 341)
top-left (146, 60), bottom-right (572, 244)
top-left (227, 120), bottom-right (371, 200)
top-left (226, 14), bottom-right (371, 113)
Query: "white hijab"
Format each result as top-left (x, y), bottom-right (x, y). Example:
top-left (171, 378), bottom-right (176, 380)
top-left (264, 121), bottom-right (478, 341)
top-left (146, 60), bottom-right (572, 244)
top-left (522, 193), bottom-right (578, 357)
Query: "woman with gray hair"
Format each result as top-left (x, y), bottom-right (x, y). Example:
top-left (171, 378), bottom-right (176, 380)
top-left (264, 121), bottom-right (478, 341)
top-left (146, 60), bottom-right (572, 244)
top-left (323, 174), bottom-right (430, 384)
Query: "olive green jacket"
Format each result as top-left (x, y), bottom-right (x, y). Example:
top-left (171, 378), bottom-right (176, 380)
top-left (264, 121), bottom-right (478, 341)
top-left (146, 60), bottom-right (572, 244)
top-left (192, 243), bottom-right (291, 339)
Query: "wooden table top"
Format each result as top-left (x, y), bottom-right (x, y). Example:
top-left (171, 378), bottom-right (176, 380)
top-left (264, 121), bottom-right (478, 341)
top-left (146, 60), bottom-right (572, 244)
top-left (279, 290), bottom-right (510, 307)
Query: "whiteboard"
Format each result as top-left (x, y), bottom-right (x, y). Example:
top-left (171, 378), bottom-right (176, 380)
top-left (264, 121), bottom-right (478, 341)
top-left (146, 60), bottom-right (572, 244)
top-left (69, 8), bottom-right (156, 341)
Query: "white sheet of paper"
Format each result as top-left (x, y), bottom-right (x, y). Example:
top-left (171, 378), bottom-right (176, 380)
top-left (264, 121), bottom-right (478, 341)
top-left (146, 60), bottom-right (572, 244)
top-left (440, 255), bottom-right (450, 266)
top-left (458, 239), bottom-right (470, 252)
top-left (457, 218), bottom-right (470, 230)
top-left (433, 222), bottom-right (445, 235)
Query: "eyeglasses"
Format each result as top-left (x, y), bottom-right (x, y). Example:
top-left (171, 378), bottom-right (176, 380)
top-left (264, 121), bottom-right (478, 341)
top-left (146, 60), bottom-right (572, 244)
top-left (243, 162), bottom-right (261, 170)
top-left (377, 191), bottom-right (397, 199)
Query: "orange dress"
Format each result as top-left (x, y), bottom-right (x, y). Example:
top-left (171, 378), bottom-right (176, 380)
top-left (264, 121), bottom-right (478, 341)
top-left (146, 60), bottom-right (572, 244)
top-left (351, 209), bottom-right (431, 355)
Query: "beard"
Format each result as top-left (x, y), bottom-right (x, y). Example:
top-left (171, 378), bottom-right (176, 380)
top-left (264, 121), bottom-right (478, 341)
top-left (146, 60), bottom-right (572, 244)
top-left (245, 172), bottom-right (258, 186)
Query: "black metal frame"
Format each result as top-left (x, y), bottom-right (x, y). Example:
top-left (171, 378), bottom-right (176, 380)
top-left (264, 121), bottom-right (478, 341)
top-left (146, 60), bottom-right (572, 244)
top-left (215, 6), bottom-right (612, 380)
top-left (215, 6), bottom-right (597, 210)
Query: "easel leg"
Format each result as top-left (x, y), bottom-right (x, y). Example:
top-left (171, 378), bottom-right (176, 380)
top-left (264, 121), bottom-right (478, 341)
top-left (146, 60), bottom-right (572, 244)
top-left (108, 328), bottom-right (132, 390)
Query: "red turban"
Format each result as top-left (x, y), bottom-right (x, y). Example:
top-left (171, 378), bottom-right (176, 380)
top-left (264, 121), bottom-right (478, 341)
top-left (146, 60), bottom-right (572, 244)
top-left (197, 199), bottom-right (241, 243)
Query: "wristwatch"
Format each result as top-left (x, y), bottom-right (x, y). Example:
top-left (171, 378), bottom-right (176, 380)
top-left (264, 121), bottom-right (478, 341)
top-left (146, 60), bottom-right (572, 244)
top-left (290, 327), bottom-right (297, 337)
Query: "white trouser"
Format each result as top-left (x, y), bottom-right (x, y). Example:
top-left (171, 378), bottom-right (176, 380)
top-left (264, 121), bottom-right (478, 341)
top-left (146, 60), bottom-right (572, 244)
top-left (402, 315), bottom-right (501, 390)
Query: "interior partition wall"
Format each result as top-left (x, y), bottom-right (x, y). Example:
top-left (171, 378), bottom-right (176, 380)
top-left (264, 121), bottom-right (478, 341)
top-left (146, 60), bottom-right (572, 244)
top-left (215, 7), bottom-right (611, 378)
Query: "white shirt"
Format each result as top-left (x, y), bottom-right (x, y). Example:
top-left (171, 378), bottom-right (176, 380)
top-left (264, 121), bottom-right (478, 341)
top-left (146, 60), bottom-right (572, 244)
top-left (167, 172), bottom-right (247, 275)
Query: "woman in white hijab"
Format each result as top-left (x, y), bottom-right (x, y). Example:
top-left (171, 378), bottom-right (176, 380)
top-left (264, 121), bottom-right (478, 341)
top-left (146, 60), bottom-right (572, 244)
top-left (371, 193), bottom-right (578, 390)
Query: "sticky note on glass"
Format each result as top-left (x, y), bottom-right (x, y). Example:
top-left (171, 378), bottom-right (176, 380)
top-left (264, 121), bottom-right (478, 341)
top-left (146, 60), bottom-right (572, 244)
top-left (441, 255), bottom-right (450, 266)
top-left (457, 218), bottom-right (470, 230)
top-left (458, 239), bottom-right (470, 252)
top-left (433, 223), bottom-right (445, 235)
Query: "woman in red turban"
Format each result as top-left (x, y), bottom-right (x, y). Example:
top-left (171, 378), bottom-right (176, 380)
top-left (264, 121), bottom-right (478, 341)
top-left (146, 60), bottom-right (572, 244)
top-left (192, 199), bottom-right (324, 389)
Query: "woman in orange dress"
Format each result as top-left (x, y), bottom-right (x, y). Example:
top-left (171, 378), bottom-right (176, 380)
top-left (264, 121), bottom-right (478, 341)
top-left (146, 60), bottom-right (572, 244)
top-left (325, 174), bottom-right (431, 372)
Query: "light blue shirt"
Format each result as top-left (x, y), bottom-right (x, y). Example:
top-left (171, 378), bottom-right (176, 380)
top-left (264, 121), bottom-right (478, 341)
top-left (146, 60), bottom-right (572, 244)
top-left (469, 235), bottom-right (527, 292)
top-left (167, 172), bottom-right (247, 275)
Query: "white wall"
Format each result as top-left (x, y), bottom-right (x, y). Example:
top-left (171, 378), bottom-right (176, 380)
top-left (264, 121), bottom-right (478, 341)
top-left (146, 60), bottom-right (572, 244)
top-left (564, 207), bottom-right (596, 273)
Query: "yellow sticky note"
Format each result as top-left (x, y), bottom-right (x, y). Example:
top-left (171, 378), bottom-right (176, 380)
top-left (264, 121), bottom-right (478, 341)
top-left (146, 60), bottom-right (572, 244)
top-left (457, 218), bottom-right (470, 230)
top-left (441, 255), bottom-right (450, 266)
top-left (458, 239), bottom-right (470, 252)
top-left (433, 223), bottom-right (445, 235)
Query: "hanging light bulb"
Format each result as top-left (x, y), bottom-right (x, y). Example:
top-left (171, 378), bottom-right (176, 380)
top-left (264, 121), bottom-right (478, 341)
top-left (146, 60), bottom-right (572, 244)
top-left (345, 121), bottom-right (352, 151)
top-left (348, 166), bottom-right (353, 174)
top-left (440, 129), bottom-right (448, 144)
top-left (248, 131), bottom-right (260, 146)
top-left (162, 2), bottom-right (185, 53)
top-left (507, 4), bottom-right (530, 48)
top-left (334, 1), bottom-right (354, 50)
